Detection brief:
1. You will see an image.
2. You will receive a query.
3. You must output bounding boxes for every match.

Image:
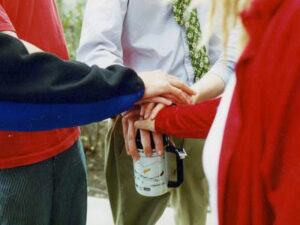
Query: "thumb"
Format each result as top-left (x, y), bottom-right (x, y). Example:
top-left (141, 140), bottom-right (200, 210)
top-left (134, 120), bottom-right (155, 132)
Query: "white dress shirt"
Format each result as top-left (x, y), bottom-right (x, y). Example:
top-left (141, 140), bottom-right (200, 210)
top-left (77, 0), bottom-right (236, 86)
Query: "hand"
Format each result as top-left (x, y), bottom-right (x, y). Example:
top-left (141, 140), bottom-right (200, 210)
top-left (133, 102), bottom-right (167, 133)
top-left (122, 108), bottom-right (164, 160)
top-left (138, 70), bottom-right (195, 104)
top-left (134, 119), bottom-right (155, 132)
top-left (123, 94), bottom-right (171, 161)
top-left (140, 102), bottom-right (166, 120)
top-left (139, 103), bottom-right (165, 156)
top-left (136, 96), bottom-right (172, 107)
top-left (122, 109), bottom-right (140, 160)
top-left (138, 130), bottom-right (164, 157)
top-left (191, 73), bottom-right (225, 103)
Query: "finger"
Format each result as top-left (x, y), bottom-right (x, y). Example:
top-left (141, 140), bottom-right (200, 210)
top-left (161, 93), bottom-right (193, 105)
top-left (134, 120), bottom-right (155, 132)
top-left (181, 92), bottom-right (193, 104)
top-left (144, 102), bottom-right (155, 119)
top-left (168, 77), bottom-right (196, 96)
top-left (140, 105), bottom-right (146, 117)
top-left (168, 86), bottom-right (191, 104)
top-left (136, 97), bottom-right (173, 105)
top-left (122, 110), bottom-right (140, 155)
top-left (150, 103), bottom-right (166, 120)
top-left (140, 129), bottom-right (152, 157)
top-left (153, 132), bottom-right (164, 156)
top-left (161, 94), bottom-right (178, 102)
top-left (122, 116), bottom-right (130, 154)
top-left (128, 119), bottom-right (140, 161)
top-left (123, 110), bottom-right (140, 120)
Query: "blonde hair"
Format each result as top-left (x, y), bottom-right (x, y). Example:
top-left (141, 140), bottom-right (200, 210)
top-left (192, 0), bottom-right (252, 48)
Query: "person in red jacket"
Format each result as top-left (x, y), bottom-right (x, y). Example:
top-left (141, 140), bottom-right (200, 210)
top-left (133, 0), bottom-right (300, 224)
top-left (0, 1), bottom-right (194, 225)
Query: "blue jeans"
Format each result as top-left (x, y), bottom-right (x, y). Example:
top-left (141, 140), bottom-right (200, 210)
top-left (0, 140), bottom-right (87, 225)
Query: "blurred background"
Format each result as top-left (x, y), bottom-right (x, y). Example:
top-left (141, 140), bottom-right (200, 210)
top-left (57, 0), bottom-right (108, 199)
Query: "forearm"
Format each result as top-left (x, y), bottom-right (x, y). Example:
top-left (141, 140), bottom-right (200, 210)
top-left (193, 26), bottom-right (241, 103)
top-left (0, 33), bottom-right (144, 131)
top-left (155, 98), bottom-right (220, 138)
top-left (191, 73), bottom-right (225, 103)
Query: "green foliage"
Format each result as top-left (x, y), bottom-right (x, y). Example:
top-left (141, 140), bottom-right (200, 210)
top-left (57, 0), bottom-right (85, 59)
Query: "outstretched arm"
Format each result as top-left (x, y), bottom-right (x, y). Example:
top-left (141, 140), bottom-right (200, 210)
top-left (0, 33), bottom-right (144, 131)
top-left (0, 34), bottom-right (193, 131)
top-left (134, 98), bottom-right (220, 139)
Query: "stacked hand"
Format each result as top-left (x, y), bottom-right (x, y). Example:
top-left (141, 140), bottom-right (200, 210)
top-left (138, 70), bottom-right (195, 102)
top-left (122, 70), bottom-right (195, 160)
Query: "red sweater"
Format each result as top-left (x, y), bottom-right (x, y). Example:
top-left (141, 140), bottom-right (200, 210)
top-left (156, 0), bottom-right (300, 224)
top-left (155, 98), bottom-right (220, 139)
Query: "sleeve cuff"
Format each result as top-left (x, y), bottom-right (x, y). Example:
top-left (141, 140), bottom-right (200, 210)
top-left (208, 62), bottom-right (234, 85)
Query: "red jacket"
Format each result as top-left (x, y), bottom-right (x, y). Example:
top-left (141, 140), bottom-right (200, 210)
top-left (156, 0), bottom-right (300, 224)
top-left (219, 0), bottom-right (300, 224)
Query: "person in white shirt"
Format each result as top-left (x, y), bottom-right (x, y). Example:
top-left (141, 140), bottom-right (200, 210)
top-left (77, 0), bottom-right (237, 224)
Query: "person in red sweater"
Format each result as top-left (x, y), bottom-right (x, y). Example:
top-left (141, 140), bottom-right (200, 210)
top-left (0, 2), bottom-right (85, 224)
top-left (133, 0), bottom-right (300, 224)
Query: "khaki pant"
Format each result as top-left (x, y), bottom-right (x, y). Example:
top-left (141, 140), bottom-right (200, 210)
top-left (104, 116), bottom-right (208, 225)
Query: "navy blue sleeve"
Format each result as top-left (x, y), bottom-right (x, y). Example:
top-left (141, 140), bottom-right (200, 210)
top-left (0, 33), bottom-right (144, 131)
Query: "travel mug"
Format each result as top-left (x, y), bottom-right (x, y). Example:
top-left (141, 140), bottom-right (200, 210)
top-left (133, 131), bottom-right (186, 197)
